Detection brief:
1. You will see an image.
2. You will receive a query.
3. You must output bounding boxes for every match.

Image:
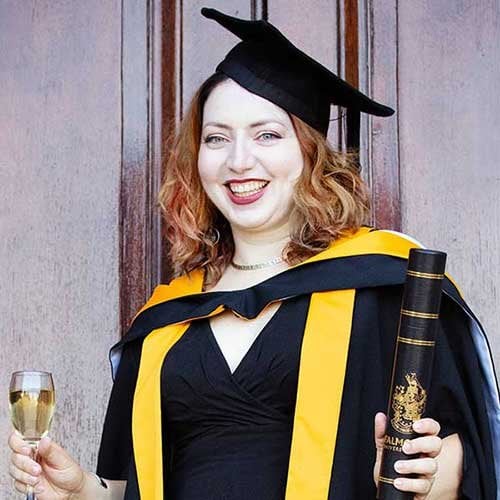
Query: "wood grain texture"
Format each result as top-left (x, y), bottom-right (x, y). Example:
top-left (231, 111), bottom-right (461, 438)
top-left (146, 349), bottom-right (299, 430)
top-left (0, 1), bottom-right (121, 498)
top-left (397, 0), bottom-right (500, 366)
top-left (268, 0), bottom-right (340, 147)
top-left (367, 0), bottom-right (401, 230)
top-left (180, 0), bottom-right (252, 113)
top-left (344, 0), bottom-right (360, 151)
top-left (160, 0), bottom-right (180, 284)
top-left (120, 0), bottom-right (168, 334)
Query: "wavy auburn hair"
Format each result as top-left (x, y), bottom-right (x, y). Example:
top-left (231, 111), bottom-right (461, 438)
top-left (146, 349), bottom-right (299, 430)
top-left (159, 73), bottom-right (371, 288)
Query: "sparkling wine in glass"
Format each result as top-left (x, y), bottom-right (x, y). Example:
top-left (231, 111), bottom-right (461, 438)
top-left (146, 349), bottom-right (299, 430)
top-left (9, 371), bottom-right (55, 500)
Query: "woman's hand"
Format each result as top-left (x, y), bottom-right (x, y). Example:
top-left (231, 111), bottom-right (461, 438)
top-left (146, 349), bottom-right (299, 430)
top-left (373, 412), bottom-right (442, 499)
top-left (8, 431), bottom-right (86, 499)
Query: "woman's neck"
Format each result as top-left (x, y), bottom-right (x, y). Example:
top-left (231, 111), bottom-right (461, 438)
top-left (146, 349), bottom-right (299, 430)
top-left (230, 224), bottom-right (290, 266)
top-left (204, 223), bottom-right (292, 293)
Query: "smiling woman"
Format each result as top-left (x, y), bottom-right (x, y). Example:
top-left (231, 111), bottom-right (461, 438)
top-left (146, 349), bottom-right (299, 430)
top-left (199, 79), bottom-right (303, 232)
top-left (7, 6), bottom-right (499, 500)
top-left (160, 74), bottom-right (369, 289)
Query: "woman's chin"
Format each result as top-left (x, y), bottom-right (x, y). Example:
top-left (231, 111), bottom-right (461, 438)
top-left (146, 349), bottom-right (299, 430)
top-left (227, 214), bottom-right (290, 233)
top-left (229, 218), bottom-right (272, 232)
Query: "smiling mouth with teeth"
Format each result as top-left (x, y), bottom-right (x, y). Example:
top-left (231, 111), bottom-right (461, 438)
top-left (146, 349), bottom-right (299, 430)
top-left (227, 180), bottom-right (269, 197)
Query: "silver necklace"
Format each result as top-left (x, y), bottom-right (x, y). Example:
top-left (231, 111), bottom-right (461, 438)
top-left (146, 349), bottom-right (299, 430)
top-left (230, 256), bottom-right (284, 271)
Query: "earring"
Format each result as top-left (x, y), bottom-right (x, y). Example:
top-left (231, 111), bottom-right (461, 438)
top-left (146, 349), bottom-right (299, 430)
top-left (206, 227), bottom-right (220, 244)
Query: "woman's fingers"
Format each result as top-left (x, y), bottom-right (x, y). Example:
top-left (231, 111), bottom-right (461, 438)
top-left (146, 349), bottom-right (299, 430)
top-left (395, 457), bottom-right (438, 476)
top-left (9, 451), bottom-right (43, 493)
top-left (10, 452), bottom-right (41, 476)
top-left (13, 480), bottom-right (29, 494)
top-left (391, 418), bottom-right (441, 496)
top-left (12, 480), bottom-right (44, 496)
top-left (379, 418), bottom-right (442, 496)
top-left (413, 418), bottom-right (441, 436)
top-left (9, 432), bottom-right (44, 493)
top-left (403, 435), bottom-right (442, 457)
top-left (8, 431), bottom-right (32, 455)
top-left (394, 476), bottom-right (434, 495)
top-left (9, 461), bottom-right (41, 487)
top-left (8, 432), bottom-right (49, 496)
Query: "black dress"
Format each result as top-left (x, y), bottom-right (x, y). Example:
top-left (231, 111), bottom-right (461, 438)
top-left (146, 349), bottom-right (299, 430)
top-left (162, 295), bottom-right (308, 499)
top-left (97, 283), bottom-right (492, 499)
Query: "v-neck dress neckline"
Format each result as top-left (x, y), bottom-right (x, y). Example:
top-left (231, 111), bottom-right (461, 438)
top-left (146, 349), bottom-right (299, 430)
top-left (206, 301), bottom-right (285, 380)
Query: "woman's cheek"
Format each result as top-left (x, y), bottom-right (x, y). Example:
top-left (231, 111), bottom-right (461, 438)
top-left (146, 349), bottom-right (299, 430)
top-left (198, 166), bottom-right (217, 192)
top-left (198, 150), bottom-right (226, 183)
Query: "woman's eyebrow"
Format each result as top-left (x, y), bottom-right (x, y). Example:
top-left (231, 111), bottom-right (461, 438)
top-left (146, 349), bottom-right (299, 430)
top-left (203, 121), bottom-right (231, 130)
top-left (249, 120), bottom-right (285, 128)
top-left (203, 120), bottom-right (286, 129)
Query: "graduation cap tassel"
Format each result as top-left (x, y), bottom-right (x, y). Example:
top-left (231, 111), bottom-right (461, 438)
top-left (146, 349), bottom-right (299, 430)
top-left (346, 109), bottom-right (360, 152)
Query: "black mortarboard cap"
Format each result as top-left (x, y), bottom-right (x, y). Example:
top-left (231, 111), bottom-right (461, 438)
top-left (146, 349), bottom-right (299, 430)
top-left (201, 8), bottom-right (395, 135)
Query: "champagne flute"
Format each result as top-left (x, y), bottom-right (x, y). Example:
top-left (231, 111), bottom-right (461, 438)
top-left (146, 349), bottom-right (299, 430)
top-left (9, 371), bottom-right (55, 500)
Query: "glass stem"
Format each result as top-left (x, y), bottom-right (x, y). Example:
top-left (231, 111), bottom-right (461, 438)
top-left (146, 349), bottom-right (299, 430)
top-left (26, 443), bottom-right (39, 500)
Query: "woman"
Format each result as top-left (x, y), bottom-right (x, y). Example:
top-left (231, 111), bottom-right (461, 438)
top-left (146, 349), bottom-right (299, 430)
top-left (8, 8), bottom-right (498, 500)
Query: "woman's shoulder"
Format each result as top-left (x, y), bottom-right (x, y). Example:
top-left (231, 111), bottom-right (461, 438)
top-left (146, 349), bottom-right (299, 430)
top-left (303, 227), bottom-right (425, 267)
top-left (136, 269), bottom-right (205, 317)
top-left (365, 228), bottom-right (425, 247)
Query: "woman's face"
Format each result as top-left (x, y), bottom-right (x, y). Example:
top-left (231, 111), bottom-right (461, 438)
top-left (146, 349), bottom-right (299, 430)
top-left (198, 79), bottom-right (304, 234)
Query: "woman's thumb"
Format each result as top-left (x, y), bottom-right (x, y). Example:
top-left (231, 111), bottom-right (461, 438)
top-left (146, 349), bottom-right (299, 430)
top-left (374, 412), bottom-right (387, 450)
top-left (37, 437), bottom-right (74, 469)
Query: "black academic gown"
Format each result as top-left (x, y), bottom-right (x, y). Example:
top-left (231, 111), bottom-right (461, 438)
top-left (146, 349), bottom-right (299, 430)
top-left (97, 228), bottom-right (500, 500)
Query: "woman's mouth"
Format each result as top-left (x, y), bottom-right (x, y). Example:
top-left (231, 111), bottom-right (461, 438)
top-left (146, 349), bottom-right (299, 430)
top-left (225, 180), bottom-right (269, 205)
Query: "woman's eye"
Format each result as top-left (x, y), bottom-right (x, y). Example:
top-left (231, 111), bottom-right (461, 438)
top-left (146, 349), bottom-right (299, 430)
top-left (204, 135), bottom-right (228, 145)
top-left (257, 132), bottom-right (281, 142)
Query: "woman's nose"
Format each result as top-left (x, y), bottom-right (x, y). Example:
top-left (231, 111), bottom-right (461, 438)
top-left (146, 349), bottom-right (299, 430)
top-left (226, 137), bottom-right (256, 173)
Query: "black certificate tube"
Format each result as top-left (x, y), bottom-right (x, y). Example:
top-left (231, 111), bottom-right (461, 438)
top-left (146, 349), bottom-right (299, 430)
top-left (377, 248), bottom-right (447, 500)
